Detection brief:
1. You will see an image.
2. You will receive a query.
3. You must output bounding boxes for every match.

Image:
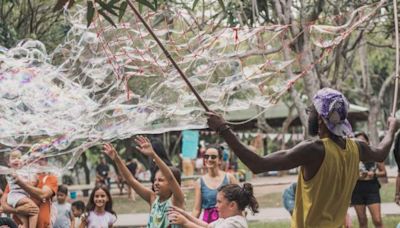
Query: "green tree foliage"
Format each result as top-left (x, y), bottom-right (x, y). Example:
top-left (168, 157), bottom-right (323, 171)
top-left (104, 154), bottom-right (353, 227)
top-left (0, 0), bottom-right (69, 51)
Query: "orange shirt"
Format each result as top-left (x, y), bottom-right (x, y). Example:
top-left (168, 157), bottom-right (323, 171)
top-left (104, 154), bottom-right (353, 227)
top-left (4, 174), bottom-right (58, 228)
top-left (36, 174), bottom-right (58, 228)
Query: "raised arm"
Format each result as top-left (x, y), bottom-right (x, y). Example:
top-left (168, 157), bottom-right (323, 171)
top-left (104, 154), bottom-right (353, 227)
top-left (135, 136), bottom-right (185, 208)
top-left (206, 112), bottom-right (323, 173)
top-left (103, 144), bottom-right (155, 205)
top-left (359, 117), bottom-right (399, 162)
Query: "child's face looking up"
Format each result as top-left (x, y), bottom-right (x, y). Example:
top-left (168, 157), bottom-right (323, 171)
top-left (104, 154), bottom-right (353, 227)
top-left (9, 151), bottom-right (23, 169)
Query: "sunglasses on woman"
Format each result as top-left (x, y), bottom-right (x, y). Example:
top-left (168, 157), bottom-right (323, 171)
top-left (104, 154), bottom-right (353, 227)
top-left (204, 154), bottom-right (218, 160)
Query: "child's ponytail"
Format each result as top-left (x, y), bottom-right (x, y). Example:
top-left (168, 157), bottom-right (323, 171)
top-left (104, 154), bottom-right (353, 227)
top-left (240, 183), bottom-right (259, 214)
top-left (218, 183), bottom-right (259, 214)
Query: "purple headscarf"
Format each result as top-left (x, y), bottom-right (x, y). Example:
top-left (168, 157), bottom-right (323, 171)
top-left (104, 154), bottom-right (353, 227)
top-left (312, 88), bottom-right (353, 137)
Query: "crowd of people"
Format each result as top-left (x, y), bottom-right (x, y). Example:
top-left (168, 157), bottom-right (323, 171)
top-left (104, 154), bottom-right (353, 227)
top-left (0, 88), bottom-right (400, 228)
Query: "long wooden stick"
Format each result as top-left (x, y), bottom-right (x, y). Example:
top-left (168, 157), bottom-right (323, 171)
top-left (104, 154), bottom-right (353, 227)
top-left (126, 0), bottom-right (210, 111)
top-left (392, 0), bottom-right (399, 117)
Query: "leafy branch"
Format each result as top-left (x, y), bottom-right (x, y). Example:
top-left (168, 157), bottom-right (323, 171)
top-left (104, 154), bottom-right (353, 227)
top-left (54, 0), bottom-right (155, 28)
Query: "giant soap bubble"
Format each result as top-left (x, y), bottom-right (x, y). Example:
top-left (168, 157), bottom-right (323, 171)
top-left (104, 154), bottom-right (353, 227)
top-left (0, 2), bottom-right (382, 175)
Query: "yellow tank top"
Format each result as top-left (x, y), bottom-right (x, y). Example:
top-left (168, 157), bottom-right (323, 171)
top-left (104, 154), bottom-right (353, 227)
top-left (291, 138), bottom-right (359, 228)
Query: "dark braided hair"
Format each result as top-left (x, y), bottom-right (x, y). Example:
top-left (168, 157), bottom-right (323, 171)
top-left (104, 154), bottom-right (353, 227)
top-left (218, 183), bottom-right (259, 214)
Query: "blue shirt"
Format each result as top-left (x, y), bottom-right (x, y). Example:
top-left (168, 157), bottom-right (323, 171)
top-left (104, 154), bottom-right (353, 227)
top-left (54, 202), bottom-right (72, 228)
top-left (200, 174), bottom-right (229, 209)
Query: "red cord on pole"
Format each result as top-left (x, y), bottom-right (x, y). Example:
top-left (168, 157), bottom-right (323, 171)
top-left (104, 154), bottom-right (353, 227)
top-left (126, 0), bottom-right (210, 112)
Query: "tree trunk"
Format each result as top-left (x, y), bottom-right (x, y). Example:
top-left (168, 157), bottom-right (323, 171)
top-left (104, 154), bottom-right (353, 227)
top-left (81, 152), bottom-right (90, 197)
top-left (0, 153), bottom-right (6, 166)
top-left (359, 39), bottom-right (371, 94)
top-left (124, 138), bottom-right (133, 158)
top-left (359, 37), bottom-right (380, 145)
top-left (0, 147), bottom-right (8, 190)
top-left (280, 104), bottom-right (295, 150)
top-left (271, 0), bottom-right (314, 137)
top-left (299, 35), bottom-right (322, 97)
top-left (368, 97), bottom-right (381, 145)
top-left (256, 106), bottom-right (276, 133)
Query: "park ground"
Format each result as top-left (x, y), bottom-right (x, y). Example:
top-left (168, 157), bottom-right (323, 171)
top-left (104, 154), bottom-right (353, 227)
top-left (69, 166), bottom-right (400, 227)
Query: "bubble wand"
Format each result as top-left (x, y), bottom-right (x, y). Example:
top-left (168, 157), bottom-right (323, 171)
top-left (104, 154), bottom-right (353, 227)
top-left (392, 0), bottom-right (399, 117)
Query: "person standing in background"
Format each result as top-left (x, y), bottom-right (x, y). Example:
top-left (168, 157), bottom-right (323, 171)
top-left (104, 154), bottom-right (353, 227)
top-left (351, 132), bottom-right (386, 228)
top-left (96, 155), bottom-right (110, 189)
top-left (192, 145), bottom-right (237, 223)
top-left (125, 157), bottom-right (138, 200)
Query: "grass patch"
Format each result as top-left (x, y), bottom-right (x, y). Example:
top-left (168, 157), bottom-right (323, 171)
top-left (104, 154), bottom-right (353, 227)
top-left (351, 214), bottom-right (400, 227)
top-left (256, 192), bottom-right (283, 208)
top-left (113, 197), bottom-right (149, 214)
top-left (249, 215), bottom-right (400, 227)
top-left (380, 182), bottom-right (395, 203)
top-left (249, 220), bottom-right (290, 227)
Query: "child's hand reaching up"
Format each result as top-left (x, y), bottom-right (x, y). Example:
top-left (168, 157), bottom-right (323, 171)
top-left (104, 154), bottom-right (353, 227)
top-left (103, 143), bottom-right (117, 160)
top-left (134, 136), bottom-right (156, 157)
top-left (135, 136), bottom-right (185, 209)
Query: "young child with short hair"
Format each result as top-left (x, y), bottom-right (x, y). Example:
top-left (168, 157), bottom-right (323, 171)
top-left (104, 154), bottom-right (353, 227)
top-left (71, 200), bottom-right (85, 228)
top-left (54, 185), bottom-right (74, 228)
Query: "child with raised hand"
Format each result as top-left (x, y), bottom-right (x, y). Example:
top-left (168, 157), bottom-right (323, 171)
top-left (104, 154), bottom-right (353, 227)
top-left (80, 185), bottom-right (116, 228)
top-left (103, 136), bottom-right (184, 228)
top-left (168, 183), bottom-right (259, 228)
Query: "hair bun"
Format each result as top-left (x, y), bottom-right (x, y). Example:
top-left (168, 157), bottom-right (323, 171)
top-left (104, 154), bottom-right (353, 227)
top-left (242, 183), bottom-right (253, 195)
